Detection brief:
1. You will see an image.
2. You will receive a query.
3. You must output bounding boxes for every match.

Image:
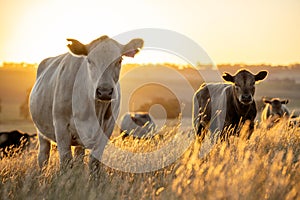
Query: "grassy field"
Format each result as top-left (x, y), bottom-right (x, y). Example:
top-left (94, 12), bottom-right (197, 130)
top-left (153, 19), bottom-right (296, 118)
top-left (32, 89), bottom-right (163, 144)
top-left (0, 120), bottom-right (299, 200)
top-left (0, 64), bottom-right (299, 199)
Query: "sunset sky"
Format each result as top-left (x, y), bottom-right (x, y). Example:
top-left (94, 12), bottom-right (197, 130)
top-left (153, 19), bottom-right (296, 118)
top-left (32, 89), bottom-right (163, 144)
top-left (0, 0), bottom-right (299, 65)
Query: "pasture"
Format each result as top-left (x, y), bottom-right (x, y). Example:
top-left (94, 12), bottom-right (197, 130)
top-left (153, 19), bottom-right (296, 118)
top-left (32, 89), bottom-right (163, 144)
top-left (0, 63), bottom-right (300, 199)
top-left (0, 121), bottom-right (299, 199)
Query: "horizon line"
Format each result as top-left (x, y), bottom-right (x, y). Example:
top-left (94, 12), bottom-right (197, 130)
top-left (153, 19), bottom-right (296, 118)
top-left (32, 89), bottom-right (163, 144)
top-left (1, 60), bottom-right (300, 68)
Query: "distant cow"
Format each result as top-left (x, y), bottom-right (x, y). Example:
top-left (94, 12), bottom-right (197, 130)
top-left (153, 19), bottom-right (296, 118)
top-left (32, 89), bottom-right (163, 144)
top-left (120, 112), bottom-right (156, 138)
top-left (261, 97), bottom-right (290, 128)
top-left (0, 130), bottom-right (36, 157)
top-left (29, 35), bottom-right (143, 170)
top-left (193, 69), bottom-right (268, 141)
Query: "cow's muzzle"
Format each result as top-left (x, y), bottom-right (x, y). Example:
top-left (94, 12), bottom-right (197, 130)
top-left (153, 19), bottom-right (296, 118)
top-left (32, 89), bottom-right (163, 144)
top-left (241, 94), bottom-right (253, 105)
top-left (96, 86), bottom-right (114, 102)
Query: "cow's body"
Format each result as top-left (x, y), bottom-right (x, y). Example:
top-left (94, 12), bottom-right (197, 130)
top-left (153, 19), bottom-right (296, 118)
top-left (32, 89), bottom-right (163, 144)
top-left (120, 112), bottom-right (156, 138)
top-left (31, 54), bottom-right (84, 144)
top-left (193, 69), bottom-right (268, 141)
top-left (29, 36), bottom-right (143, 169)
top-left (261, 98), bottom-right (290, 128)
top-left (0, 130), bottom-right (36, 157)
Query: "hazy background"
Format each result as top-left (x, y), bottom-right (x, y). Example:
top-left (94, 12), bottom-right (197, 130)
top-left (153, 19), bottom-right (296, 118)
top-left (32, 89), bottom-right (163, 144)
top-left (0, 63), bottom-right (299, 134)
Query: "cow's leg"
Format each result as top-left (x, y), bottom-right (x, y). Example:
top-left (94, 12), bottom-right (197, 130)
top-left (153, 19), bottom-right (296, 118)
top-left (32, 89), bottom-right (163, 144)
top-left (197, 122), bottom-right (207, 142)
top-left (88, 155), bottom-right (102, 184)
top-left (54, 124), bottom-right (73, 170)
top-left (88, 124), bottom-right (113, 181)
top-left (89, 155), bottom-right (100, 173)
top-left (88, 139), bottom-right (107, 177)
top-left (38, 132), bottom-right (51, 168)
top-left (74, 146), bottom-right (85, 163)
top-left (197, 123), bottom-right (203, 136)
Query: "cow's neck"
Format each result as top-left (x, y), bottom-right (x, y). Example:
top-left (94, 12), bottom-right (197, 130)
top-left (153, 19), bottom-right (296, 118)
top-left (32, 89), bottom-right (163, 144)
top-left (95, 101), bottom-right (111, 124)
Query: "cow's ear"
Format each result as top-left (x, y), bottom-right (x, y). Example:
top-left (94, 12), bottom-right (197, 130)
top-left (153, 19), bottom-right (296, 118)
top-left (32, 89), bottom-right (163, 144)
top-left (281, 99), bottom-right (289, 104)
top-left (255, 70), bottom-right (268, 82)
top-left (262, 98), bottom-right (271, 104)
top-left (123, 38), bottom-right (144, 57)
top-left (222, 72), bottom-right (234, 83)
top-left (131, 116), bottom-right (138, 123)
top-left (67, 39), bottom-right (88, 56)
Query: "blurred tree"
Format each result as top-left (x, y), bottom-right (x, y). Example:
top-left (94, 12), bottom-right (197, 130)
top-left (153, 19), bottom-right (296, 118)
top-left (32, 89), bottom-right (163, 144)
top-left (20, 88), bottom-right (31, 120)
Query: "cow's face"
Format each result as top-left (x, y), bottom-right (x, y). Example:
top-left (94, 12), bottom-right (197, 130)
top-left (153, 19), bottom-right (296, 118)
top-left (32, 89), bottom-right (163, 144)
top-left (67, 36), bottom-right (143, 102)
top-left (263, 98), bottom-right (289, 116)
top-left (222, 69), bottom-right (268, 105)
top-left (131, 113), bottom-right (151, 126)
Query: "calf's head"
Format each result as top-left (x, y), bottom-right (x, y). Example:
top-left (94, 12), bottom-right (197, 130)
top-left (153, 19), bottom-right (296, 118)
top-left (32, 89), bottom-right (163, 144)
top-left (263, 98), bottom-right (289, 116)
top-left (222, 69), bottom-right (268, 105)
top-left (67, 36), bottom-right (143, 102)
top-left (130, 112), bottom-right (152, 127)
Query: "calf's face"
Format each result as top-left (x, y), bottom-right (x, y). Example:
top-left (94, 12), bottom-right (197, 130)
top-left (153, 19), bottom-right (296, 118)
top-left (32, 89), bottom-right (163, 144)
top-left (263, 98), bottom-right (289, 116)
top-left (131, 113), bottom-right (152, 127)
top-left (223, 70), bottom-right (268, 105)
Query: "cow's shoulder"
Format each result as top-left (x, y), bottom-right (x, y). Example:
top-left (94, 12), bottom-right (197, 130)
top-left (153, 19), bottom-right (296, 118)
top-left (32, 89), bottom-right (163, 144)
top-left (194, 83), bottom-right (231, 104)
top-left (205, 83), bottom-right (232, 98)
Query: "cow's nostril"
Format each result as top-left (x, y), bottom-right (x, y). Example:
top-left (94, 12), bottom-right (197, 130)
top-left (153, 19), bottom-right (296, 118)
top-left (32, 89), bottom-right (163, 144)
top-left (96, 88), bottom-right (102, 96)
top-left (108, 89), bottom-right (113, 96)
top-left (241, 94), bottom-right (252, 103)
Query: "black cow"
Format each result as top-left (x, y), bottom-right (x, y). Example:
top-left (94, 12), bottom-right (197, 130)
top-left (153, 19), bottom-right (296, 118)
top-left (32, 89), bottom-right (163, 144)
top-left (0, 130), bottom-right (36, 157)
top-left (193, 69), bottom-right (268, 141)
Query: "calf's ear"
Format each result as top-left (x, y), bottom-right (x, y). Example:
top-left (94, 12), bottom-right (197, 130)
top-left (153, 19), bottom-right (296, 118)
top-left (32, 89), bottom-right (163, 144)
top-left (67, 39), bottom-right (88, 56)
top-left (262, 98), bottom-right (271, 104)
top-left (255, 70), bottom-right (268, 82)
top-left (123, 38), bottom-right (144, 57)
top-left (281, 99), bottom-right (289, 104)
top-left (222, 72), bottom-right (234, 83)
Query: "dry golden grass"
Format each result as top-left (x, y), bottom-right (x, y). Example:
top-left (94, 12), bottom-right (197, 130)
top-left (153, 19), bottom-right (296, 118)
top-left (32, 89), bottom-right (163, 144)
top-left (0, 121), bottom-right (299, 200)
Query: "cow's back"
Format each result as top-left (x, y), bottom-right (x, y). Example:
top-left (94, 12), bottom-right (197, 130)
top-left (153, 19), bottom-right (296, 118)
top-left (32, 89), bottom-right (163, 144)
top-left (193, 83), bottom-right (231, 124)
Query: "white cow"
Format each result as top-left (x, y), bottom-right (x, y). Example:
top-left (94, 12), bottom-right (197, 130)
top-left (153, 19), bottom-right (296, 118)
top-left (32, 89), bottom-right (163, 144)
top-left (29, 35), bottom-right (143, 170)
top-left (120, 112), bottom-right (156, 138)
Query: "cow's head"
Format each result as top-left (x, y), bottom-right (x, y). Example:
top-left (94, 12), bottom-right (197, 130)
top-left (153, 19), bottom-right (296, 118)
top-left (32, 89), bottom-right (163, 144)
top-left (130, 112), bottom-right (151, 126)
top-left (222, 69), bottom-right (268, 105)
top-left (67, 36), bottom-right (143, 102)
top-left (263, 97), bottom-right (289, 116)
